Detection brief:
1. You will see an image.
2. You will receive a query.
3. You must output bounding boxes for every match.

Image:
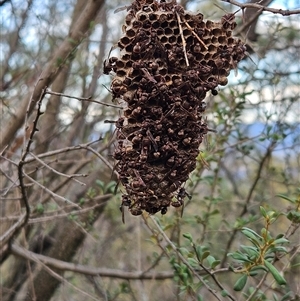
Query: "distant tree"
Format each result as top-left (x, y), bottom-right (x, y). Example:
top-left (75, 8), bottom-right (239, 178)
top-left (1, 0), bottom-right (299, 300)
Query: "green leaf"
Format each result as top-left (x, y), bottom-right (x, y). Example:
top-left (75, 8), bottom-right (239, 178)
top-left (272, 237), bottom-right (289, 245)
top-left (201, 250), bottom-right (210, 262)
top-left (206, 255), bottom-right (220, 269)
top-left (268, 246), bottom-right (288, 253)
top-left (221, 290), bottom-right (229, 297)
top-left (105, 181), bottom-right (117, 193)
top-left (276, 194), bottom-right (296, 203)
top-left (250, 265), bottom-right (268, 272)
top-left (280, 291), bottom-right (293, 301)
top-left (96, 180), bottom-right (105, 190)
top-left (260, 206), bottom-right (267, 218)
top-left (36, 203), bottom-right (44, 214)
top-left (183, 232), bottom-right (193, 242)
top-left (264, 260), bottom-right (287, 285)
top-left (233, 274), bottom-right (248, 291)
top-left (179, 247), bottom-right (190, 257)
top-left (229, 252), bottom-right (252, 263)
top-left (287, 210), bottom-right (300, 223)
top-left (249, 270), bottom-right (258, 276)
top-left (240, 245), bottom-right (260, 258)
top-left (188, 258), bottom-right (199, 267)
top-left (241, 227), bottom-right (263, 246)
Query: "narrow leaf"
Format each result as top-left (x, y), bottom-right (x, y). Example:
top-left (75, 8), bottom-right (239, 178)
top-left (264, 260), bottom-right (287, 285)
top-left (233, 274), bottom-right (248, 291)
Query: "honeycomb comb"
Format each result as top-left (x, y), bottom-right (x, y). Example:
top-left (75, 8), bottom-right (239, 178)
top-left (104, 0), bottom-right (246, 217)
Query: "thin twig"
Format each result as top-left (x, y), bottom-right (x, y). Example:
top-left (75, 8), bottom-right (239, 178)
top-left (11, 243), bottom-right (101, 301)
top-left (85, 145), bottom-right (115, 173)
top-left (45, 89), bottom-right (124, 109)
top-left (23, 173), bottom-right (81, 209)
top-left (221, 0), bottom-right (300, 16)
top-left (22, 139), bottom-right (103, 164)
top-left (182, 19), bottom-right (207, 50)
top-left (176, 12), bottom-right (189, 67)
top-left (29, 152), bottom-right (87, 186)
top-left (150, 216), bottom-right (223, 301)
top-left (0, 213), bottom-right (27, 248)
top-left (10, 243), bottom-right (174, 280)
top-left (193, 245), bottom-right (236, 301)
top-left (1, 89), bottom-right (46, 248)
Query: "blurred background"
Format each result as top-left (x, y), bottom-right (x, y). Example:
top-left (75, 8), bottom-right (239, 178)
top-left (0, 0), bottom-right (299, 300)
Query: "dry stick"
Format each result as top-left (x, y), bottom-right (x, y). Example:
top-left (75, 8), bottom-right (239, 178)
top-left (0, 197), bottom-right (110, 223)
top-left (150, 216), bottom-right (223, 301)
top-left (182, 19), bottom-right (208, 50)
top-left (221, 0), bottom-right (300, 16)
top-left (0, 213), bottom-right (27, 248)
top-left (11, 244), bottom-right (101, 301)
top-left (245, 272), bottom-right (269, 301)
top-left (85, 145), bottom-right (115, 173)
top-left (23, 173), bottom-right (81, 209)
top-left (23, 139), bottom-right (103, 164)
top-left (29, 196), bottom-right (111, 224)
top-left (10, 243), bottom-right (174, 280)
top-left (0, 165), bottom-right (20, 196)
top-left (29, 152), bottom-right (87, 186)
top-left (45, 90), bottom-right (123, 109)
top-left (235, 8), bottom-right (264, 36)
top-left (0, 89), bottom-right (46, 249)
top-left (176, 12), bottom-right (189, 67)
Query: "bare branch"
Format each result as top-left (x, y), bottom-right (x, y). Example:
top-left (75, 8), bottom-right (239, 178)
top-left (28, 152), bottom-right (87, 186)
top-left (0, 89), bottom-right (46, 249)
top-left (10, 243), bottom-right (174, 280)
top-left (23, 172), bottom-right (81, 209)
top-left (45, 89), bottom-right (124, 109)
top-left (221, 0), bottom-right (300, 16)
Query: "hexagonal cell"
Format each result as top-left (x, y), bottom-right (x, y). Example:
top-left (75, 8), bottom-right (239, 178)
top-left (137, 11), bottom-right (149, 21)
top-left (217, 35), bottom-right (227, 44)
top-left (164, 42), bottom-right (172, 50)
top-left (156, 27), bottom-right (164, 36)
top-left (212, 28), bottom-right (222, 37)
top-left (158, 13), bottom-right (168, 23)
top-left (151, 21), bottom-right (160, 29)
top-left (164, 27), bottom-right (173, 36)
top-left (168, 35), bottom-right (176, 44)
top-left (160, 36), bottom-right (168, 43)
top-left (118, 36), bottom-right (132, 48)
top-left (125, 13), bottom-right (135, 26)
top-left (116, 69), bottom-right (127, 77)
top-left (183, 28), bottom-right (191, 37)
top-left (208, 44), bottom-right (217, 52)
top-left (205, 20), bottom-right (214, 29)
top-left (169, 20), bottom-right (177, 28)
top-left (126, 28), bottom-right (136, 38)
top-left (125, 44), bottom-right (133, 53)
top-left (149, 13), bottom-right (158, 21)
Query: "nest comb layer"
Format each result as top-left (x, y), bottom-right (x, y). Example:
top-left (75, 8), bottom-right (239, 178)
top-left (104, 0), bottom-right (246, 217)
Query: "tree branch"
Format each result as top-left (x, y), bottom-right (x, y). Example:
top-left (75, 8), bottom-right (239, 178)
top-left (10, 243), bottom-right (174, 280)
top-left (221, 0), bottom-right (300, 15)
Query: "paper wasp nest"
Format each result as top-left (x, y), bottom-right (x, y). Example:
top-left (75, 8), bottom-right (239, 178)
top-left (104, 0), bottom-right (246, 217)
